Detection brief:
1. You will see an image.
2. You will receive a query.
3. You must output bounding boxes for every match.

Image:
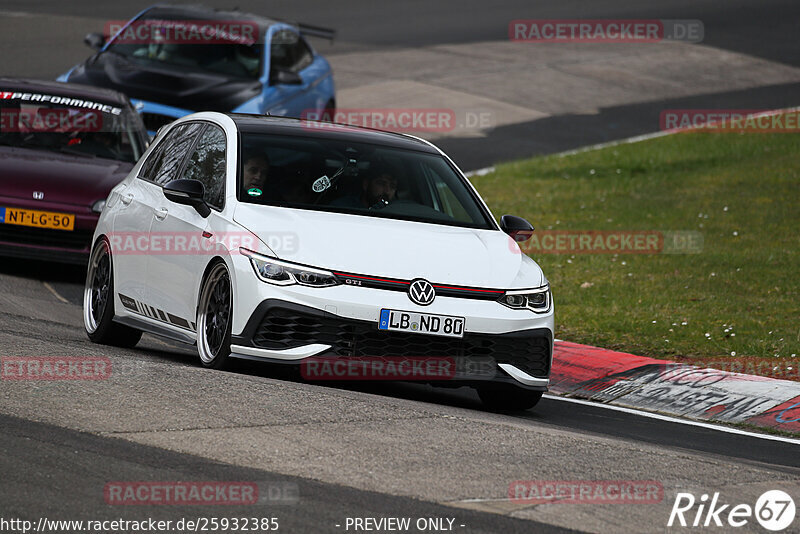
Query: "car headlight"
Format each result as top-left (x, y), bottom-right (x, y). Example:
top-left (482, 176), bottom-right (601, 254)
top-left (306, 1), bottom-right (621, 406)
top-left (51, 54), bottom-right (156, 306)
top-left (240, 248), bottom-right (340, 288)
top-left (91, 199), bottom-right (106, 213)
top-left (499, 284), bottom-right (551, 313)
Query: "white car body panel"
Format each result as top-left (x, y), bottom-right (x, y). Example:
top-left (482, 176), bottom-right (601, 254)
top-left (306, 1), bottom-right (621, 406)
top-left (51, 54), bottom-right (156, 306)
top-left (108, 177), bottom-right (159, 305)
top-left (89, 111), bottom-right (554, 391)
top-left (232, 203), bottom-right (543, 288)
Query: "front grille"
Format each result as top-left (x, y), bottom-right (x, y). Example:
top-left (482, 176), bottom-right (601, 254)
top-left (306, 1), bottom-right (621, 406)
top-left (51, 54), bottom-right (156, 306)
top-left (0, 224), bottom-right (93, 250)
top-left (141, 113), bottom-right (174, 132)
top-left (253, 308), bottom-right (551, 377)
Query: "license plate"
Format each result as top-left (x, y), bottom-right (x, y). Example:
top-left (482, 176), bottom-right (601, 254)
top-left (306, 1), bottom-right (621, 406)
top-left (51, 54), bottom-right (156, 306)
top-left (378, 309), bottom-right (465, 338)
top-left (0, 207), bottom-right (75, 231)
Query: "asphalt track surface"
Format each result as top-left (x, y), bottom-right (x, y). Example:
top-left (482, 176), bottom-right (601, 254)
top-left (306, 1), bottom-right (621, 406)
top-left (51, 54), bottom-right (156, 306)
top-left (3, 1), bottom-right (800, 168)
top-left (4, 0), bottom-right (799, 66)
top-left (1, 2), bottom-right (800, 532)
top-left (1, 260), bottom-right (798, 532)
top-left (7, 256), bottom-right (800, 470)
top-left (2, 414), bottom-right (575, 534)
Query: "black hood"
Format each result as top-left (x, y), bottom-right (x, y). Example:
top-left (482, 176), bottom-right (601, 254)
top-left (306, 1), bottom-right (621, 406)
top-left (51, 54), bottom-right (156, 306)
top-left (67, 52), bottom-right (262, 112)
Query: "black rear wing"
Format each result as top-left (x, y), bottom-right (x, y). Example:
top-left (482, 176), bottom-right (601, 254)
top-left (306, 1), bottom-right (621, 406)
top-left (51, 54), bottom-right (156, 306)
top-left (296, 22), bottom-right (335, 41)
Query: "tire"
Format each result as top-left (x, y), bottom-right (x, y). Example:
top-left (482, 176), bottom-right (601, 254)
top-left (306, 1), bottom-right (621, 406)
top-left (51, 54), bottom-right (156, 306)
top-left (83, 237), bottom-right (142, 348)
top-left (196, 261), bottom-right (233, 370)
top-left (477, 384), bottom-right (543, 412)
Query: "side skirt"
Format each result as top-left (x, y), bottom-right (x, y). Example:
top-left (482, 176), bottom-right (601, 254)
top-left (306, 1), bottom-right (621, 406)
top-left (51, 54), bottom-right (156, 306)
top-left (114, 315), bottom-right (196, 345)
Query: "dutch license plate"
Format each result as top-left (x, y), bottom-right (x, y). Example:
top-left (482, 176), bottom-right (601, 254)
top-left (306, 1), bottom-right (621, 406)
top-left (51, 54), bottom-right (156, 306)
top-left (0, 207), bottom-right (75, 231)
top-left (378, 309), bottom-right (465, 338)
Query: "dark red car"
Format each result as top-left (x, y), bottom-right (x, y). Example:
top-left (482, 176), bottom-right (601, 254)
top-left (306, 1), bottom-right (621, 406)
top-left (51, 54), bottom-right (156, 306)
top-left (0, 78), bottom-right (149, 264)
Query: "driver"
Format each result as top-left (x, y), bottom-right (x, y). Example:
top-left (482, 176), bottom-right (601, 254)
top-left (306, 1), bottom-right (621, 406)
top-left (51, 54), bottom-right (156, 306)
top-left (362, 169), bottom-right (398, 209)
top-left (235, 44), bottom-right (261, 77)
top-left (332, 166), bottom-right (398, 209)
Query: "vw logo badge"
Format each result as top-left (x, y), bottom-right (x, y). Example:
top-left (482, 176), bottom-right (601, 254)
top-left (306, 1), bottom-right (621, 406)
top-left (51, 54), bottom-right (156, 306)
top-left (32, 191), bottom-right (44, 200)
top-left (408, 279), bottom-right (435, 306)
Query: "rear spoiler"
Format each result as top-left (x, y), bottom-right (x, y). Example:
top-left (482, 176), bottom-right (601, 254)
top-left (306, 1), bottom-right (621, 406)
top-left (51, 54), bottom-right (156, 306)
top-left (296, 22), bottom-right (335, 42)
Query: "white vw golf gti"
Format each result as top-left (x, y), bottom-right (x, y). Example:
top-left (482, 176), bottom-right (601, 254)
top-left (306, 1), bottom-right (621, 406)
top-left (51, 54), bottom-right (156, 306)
top-left (84, 112), bottom-right (554, 410)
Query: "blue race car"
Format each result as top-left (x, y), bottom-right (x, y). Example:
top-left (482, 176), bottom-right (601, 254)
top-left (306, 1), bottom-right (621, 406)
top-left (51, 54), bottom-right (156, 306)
top-left (58, 4), bottom-right (336, 135)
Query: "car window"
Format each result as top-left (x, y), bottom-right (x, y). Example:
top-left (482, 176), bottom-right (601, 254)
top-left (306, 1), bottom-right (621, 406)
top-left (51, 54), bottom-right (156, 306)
top-left (105, 16), bottom-right (263, 79)
top-left (238, 133), bottom-right (493, 229)
top-left (182, 124), bottom-right (226, 209)
top-left (270, 30), bottom-right (313, 73)
top-left (294, 36), bottom-right (314, 72)
top-left (139, 122), bottom-right (205, 186)
top-left (0, 98), bottom-right (145, 163)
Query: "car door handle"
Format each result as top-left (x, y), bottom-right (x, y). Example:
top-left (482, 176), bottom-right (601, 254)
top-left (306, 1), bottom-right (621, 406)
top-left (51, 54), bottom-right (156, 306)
top-left (121, 193), bottom-right (134, 206)
top-left (154, 207), bottom-right (169, 221)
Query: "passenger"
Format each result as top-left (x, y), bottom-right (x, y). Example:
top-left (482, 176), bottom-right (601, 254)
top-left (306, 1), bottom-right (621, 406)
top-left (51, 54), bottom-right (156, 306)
top-left (363, 169), bottom-right (398, 208)
top-left (332, 166), bottom-right (398, 209)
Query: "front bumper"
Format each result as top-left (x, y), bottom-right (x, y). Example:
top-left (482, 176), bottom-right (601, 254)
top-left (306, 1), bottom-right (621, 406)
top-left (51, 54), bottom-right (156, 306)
top-left (230, 299), bottom-right (553, 390)
top-left (0, 196), bottom-right (98, 264)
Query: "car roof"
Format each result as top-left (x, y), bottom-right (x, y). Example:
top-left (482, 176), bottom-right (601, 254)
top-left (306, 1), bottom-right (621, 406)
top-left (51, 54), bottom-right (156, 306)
top-left (0, 77), bottom-right (132, 107)
top-left (228, 114), bottom-right (441, 154)
top-left (139, 4), bottom-right (336, 42)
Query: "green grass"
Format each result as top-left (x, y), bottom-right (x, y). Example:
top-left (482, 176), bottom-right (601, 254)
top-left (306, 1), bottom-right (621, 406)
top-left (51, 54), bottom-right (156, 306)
top-left (474, 129), bottom-right (800, 366)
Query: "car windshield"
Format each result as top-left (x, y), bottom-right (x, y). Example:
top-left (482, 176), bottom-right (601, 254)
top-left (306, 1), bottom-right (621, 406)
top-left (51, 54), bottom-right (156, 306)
top-left (106, 16), bottom-right (263, 79)
top-left (238, 133), bottom-right (494, 229)
top-left (0, 97), bottom-right (145, 162)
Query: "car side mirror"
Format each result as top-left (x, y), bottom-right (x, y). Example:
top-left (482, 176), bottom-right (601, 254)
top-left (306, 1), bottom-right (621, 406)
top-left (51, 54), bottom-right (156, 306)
top-left (270, 68), bottom-right (303, 85)
top-left (500, 215), bottom-right (534, 242)
top-left (163, 179), bottom-right (211, 218)
top-left (84, 32), bottom-right (106, 51)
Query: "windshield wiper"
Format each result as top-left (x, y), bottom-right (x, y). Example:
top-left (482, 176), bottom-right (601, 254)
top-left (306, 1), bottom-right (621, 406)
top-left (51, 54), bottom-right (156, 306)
top-left (104, 47), bottom-right (130, 59)
top-left (0, 137), bottom-right (41, 149)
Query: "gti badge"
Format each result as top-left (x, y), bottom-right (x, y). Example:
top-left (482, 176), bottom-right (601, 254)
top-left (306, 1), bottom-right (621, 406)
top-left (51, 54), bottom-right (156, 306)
top-left (32, 191), bottom-right (44, 200)
top-left (408, 279), bottom-right (435, 306)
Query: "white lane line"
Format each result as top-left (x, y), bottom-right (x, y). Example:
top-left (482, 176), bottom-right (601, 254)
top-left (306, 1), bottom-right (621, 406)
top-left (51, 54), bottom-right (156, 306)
top-left (464, 166), bottom-right (496, 178)
top-left (465, 106), bottom-right (800, 175)
top-left (0, 10), bottom-right (33, 17)
top-left (544, 394), bottom-right (800, 445)
top-left (552, 130), bottom-right (672, 159)
top-left (42, 282), bottom-right (70, 304)
top-left (465, 133), bottom-right (671, 177)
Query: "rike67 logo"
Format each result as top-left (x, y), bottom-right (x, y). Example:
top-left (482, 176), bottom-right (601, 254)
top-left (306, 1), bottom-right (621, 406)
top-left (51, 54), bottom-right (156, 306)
top-left (668, 490), bottom-right (795, 531)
